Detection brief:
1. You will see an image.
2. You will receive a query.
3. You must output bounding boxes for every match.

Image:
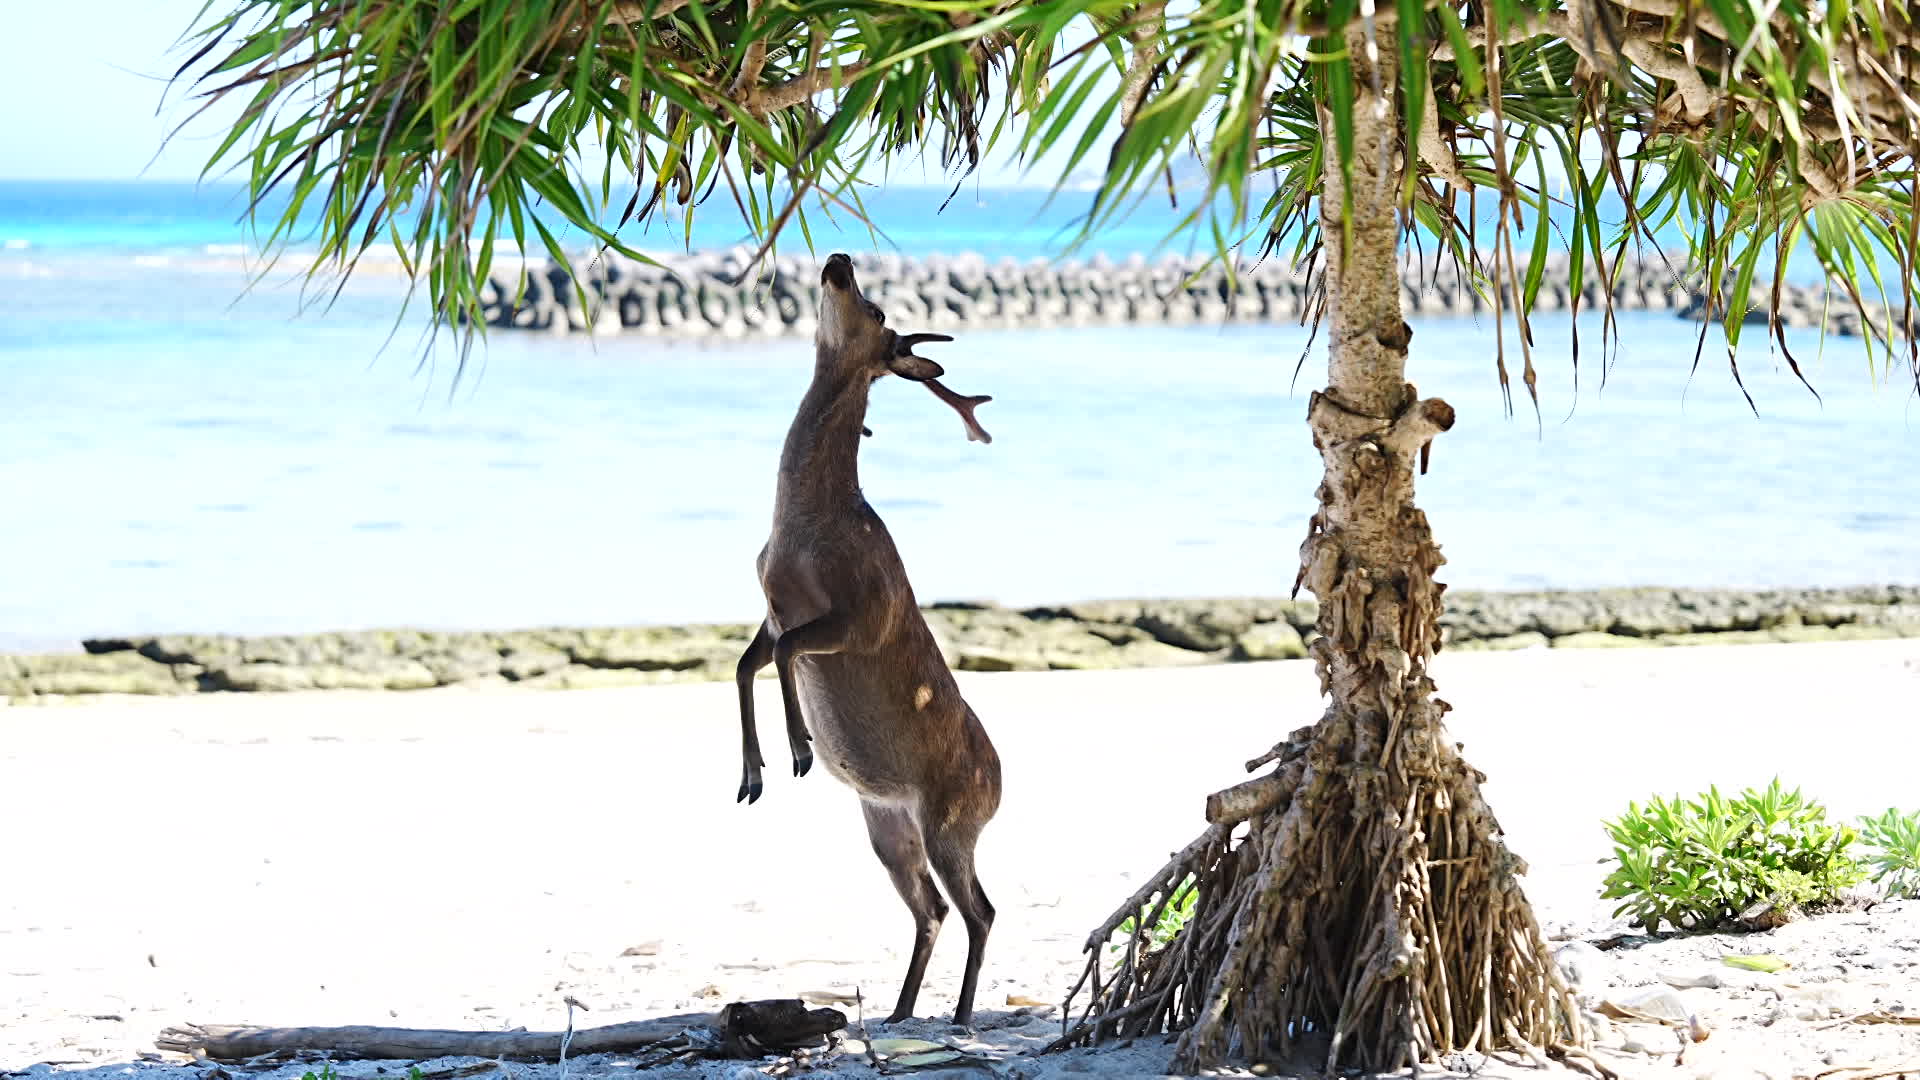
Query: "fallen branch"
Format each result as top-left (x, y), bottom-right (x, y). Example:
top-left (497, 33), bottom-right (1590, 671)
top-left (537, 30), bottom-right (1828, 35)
top-left (156, 1001), bottom-right (846, 1063)
top-left (155, 1019), bottom-right (708, 1062)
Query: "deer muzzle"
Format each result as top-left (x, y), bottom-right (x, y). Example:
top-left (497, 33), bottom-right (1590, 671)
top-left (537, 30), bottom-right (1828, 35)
top-left (821, 253), bottom-right (855, 290)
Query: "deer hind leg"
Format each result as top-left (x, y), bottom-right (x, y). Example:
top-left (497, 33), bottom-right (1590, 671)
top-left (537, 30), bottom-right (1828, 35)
top-left (861, 801), bottom-right (948, 1024)
top-left (924, 812), bottom-right (995, 1027)
top-left (734, 621), bottom-right (775, 804)
top-left (770, 609), bottom-right (858, 778)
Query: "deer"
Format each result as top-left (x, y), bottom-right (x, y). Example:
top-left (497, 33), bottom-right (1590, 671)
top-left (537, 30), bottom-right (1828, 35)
top-left (734, 252), bottom-right (1000, 1027)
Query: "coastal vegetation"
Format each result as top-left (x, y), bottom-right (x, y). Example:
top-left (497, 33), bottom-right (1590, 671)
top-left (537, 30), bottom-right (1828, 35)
top-left (1601, 781), bottom-right (1869, 935)
top-left (1858, 808), bottom-right (1920, 902)
top-left (171, 0), bottom-right (1920, 1071)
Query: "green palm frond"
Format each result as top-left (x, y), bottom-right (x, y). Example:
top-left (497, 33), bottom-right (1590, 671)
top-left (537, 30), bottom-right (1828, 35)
top-left (173, 0), bottom-right (1920, 394)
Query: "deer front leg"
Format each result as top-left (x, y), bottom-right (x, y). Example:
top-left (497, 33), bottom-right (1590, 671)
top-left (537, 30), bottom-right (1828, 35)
top-left (735, 621), bottom-right (775, 804)
top-left (771, 610), bottom-right (858, 778)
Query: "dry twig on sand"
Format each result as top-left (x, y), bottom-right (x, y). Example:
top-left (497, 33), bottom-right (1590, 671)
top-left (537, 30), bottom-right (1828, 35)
top-left (155, 1001), bottom-right (846, 1064)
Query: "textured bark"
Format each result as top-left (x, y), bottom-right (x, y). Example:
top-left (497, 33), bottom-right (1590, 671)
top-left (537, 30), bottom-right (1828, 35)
top-left (154, 1017), bottom-right (711, 1062)
top-left (1054, 23), bottom-right (1578, 1075)
top-left (155, 1003), bottom-right (847, 1063)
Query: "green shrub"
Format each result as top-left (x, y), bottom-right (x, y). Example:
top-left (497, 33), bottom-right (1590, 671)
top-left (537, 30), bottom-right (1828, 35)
top-left (1601, 779), bottom-right (1864, 932)
top-left (1858, 807), bottom-right (1920, 899)
top-left (1112, 874), bottom-right (1198, 952)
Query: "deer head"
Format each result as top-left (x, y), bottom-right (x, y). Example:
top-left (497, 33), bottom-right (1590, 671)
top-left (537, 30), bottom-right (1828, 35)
top-left (818, 253), bottom-right (994, 444)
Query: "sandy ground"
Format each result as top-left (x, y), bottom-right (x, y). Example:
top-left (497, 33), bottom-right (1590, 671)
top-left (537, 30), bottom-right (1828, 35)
top-left (4, 639), bottom-right (1918, 1079)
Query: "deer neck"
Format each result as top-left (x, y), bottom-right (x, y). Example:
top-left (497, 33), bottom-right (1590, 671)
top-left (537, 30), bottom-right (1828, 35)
top-left (776, 357), bottom-right (872, 509)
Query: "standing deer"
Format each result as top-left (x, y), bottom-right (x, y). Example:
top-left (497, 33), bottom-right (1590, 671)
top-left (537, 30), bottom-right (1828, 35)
top-left (735, 252), bottom-right (1000, 1026)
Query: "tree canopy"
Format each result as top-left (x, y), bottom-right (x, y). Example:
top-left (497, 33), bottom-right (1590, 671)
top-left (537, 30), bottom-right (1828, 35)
top-left (175, 0), bottom-right (1918, 396)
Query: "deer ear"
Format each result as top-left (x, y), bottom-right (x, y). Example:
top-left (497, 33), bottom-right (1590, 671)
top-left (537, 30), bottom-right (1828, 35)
top-left (887, 332), bottom-right (951, 382)
top-left (886, 353), bottom-right (945, 381)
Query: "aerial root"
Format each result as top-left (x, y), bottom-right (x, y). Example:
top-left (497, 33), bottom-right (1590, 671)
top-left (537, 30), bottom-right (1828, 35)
top-left (1049, 712), bottom-right (1582, 1073)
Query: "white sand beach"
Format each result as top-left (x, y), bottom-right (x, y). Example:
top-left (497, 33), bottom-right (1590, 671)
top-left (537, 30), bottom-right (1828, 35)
top-left (4, 639), bottom-right (1918, 1078)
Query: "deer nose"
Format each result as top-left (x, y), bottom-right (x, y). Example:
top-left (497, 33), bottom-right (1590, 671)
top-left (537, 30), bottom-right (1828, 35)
top-left (821, 253), bottom-right (855, 289)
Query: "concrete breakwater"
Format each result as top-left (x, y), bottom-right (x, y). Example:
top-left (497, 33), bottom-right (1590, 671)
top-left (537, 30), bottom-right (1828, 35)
top-left (5, 587), bottom-right (1917, 700)
top-left (479, 249), bottom-right (1894, 340)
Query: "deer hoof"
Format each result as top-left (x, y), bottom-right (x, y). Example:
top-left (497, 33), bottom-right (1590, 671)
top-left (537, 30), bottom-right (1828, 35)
top-left (792, 748), bottom-right (813, 778)
top-left (738, 775), bottom-right (763, 804)
top-left (884, 1009), bottom-right (913, 1024)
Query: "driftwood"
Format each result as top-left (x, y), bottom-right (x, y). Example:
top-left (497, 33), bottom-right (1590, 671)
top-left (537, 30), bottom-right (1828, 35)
top-left (155, 1002), bottom-right (846, 1063)
top-left (154, 1018), bottom-right (709, 1062)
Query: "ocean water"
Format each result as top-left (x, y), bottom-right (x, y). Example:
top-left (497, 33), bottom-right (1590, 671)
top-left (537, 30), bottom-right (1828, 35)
top-left (2, 181), bottom-right (1917, 652)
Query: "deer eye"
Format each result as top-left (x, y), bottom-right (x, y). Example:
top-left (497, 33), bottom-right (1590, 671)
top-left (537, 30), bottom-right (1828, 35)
top-left (864, 301), bottom-right (885, 324)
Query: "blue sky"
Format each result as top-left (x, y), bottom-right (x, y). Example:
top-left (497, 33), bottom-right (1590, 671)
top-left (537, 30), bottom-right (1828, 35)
top-left (0, 3), bottom-right (249, 181)
top-left (0, 1), bottom-right (1084, 186)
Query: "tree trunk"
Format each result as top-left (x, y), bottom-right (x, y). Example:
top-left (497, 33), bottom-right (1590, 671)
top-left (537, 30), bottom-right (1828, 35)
top-left (1052, 23), bottom-right (1580, 1075)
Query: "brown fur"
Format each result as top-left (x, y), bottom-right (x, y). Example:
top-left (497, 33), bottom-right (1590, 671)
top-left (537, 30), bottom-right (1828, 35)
top-left (735, 253), bottom-right (1002, 1025)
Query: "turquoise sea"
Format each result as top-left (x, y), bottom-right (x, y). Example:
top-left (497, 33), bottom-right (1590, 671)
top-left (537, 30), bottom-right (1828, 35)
top-left (2, 181), bottom-right (1916, 653)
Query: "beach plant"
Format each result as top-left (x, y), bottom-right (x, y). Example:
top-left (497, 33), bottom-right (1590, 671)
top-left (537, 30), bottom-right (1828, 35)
top-left (1858, 807), bottom-right (1920, 900)
top-left (1601, 779), bottom-right (1865, 932)
top-left (1110, 874), bottom-right (1198, 953)
top-left (167, 0), bottom-right (1919, 1071)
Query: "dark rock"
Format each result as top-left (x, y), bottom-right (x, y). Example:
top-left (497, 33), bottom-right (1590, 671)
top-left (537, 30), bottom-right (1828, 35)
top-left (420, 648), bottom-right (504, 685)
top-left (202, 658), bottom-right (439, 692)
top-left (1082, 622), bottom-right (1150, 646)
top-left (1045, 599), bottom-right (1143, 624)
top-left (81, 638), bottom-right (139, 655)
top-left (201, 662), bottom-right (314, 692)
top-left (1610, 604), bottom-right (1695, 637)
top-left (619, 287), bottom-right (657, 331)
top-left (936, 605), bottom-right (1212, 671)
top-left (131, 634), bottom-right (244, 666)
top-left (1233, 622), bottom-right (1307, 661)
top-left (565, 626), bottom-right (749, 673)
top-left (499, 647), bottom-right (570, 681)
top-left (1134, 601), bottom-right (1256, 652)
top-left (1, 651), bottom-right (195, 696)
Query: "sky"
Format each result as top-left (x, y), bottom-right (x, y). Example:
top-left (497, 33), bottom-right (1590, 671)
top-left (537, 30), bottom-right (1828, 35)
top-left (0, 1), bottom-right (1089, 187)
top-left (0, 3), bottom-right (251, 182)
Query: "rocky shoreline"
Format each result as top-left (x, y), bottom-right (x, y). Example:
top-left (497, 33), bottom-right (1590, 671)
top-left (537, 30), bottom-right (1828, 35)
top-left (4, 586), bottom-right (1916, 701)
top-left (481, 248), bottom-right (1899, 340)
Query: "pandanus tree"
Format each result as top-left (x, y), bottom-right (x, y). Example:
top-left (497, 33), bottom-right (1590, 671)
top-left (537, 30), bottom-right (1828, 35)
top-left (175, 0), bottom-right (1918, 1071)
